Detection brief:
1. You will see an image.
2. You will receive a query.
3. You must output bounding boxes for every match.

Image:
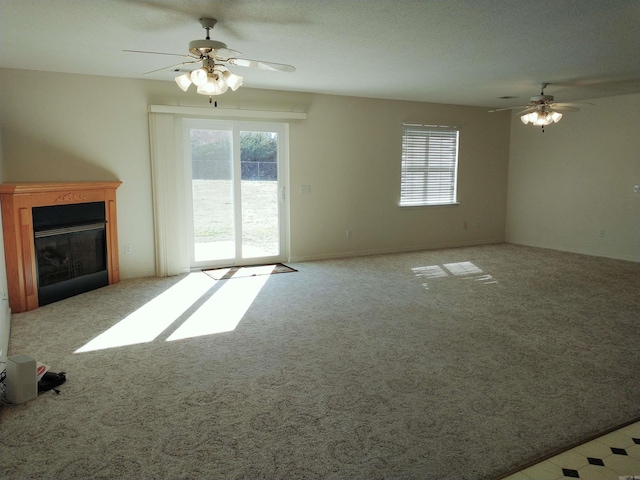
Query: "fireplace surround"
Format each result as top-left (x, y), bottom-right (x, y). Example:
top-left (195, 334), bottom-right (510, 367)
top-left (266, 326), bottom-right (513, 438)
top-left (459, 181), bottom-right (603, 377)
top-left (0, 182), bottom-right (121, 313)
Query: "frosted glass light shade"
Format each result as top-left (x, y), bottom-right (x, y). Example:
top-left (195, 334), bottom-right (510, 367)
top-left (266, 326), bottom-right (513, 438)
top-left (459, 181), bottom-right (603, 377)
top-left (216, 75), bottom-right (229, 94)
top-left (197, 79), bottom-right (218, 95)
top-left (533, 114), bottom-right (548, 126)
top-left (190, 68), bottom-right (208, 87)
top-left (175, 73), bottom-right (192, 91)
top-left (222, 70), bottom-right (243, 91)
top-left (196, 75), bottom-right (228, 95)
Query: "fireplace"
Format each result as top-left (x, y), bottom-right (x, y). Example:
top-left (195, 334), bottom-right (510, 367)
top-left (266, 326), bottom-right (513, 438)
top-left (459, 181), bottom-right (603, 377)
top-left (0, 182), bottom-right (121, 312)
top-left (33, 202), bottom-right (109, 306)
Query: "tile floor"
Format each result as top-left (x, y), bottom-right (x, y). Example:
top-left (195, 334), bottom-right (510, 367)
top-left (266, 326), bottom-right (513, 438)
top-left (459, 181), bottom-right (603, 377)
top-left (502, 421), bottom-right (640, 480)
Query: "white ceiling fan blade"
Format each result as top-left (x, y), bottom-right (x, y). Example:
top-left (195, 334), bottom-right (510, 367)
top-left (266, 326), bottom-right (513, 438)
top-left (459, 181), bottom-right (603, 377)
top-left (488, 106), bottom-right (528, 113)
top-left (515, 107), bottom-right (538, 116)
top-left (226, 58), bottom-right (296, 72)
top-left (549, 105), bottom-right (580, 112)
top-left (143, 60), bottom-right (199, 75)
top-left (554, 102), bottom-right (592, 107)
top-left (123, 49), bottom-right (196, 60)
top-left (213, 48), bottom-right (242, 59)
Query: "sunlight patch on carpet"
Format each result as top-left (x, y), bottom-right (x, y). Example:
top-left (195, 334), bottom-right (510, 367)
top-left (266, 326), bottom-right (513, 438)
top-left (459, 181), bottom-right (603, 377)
top-left (412, 265), bottom-right (448, 278)
top-left (443, 261), bottom-right (484, 276)
top-left (413, 260), bottom-right (498, 289)
top-left (75, 273), bottom-right (216, 353)
top-left (166, 274), bottom-right (270, 341)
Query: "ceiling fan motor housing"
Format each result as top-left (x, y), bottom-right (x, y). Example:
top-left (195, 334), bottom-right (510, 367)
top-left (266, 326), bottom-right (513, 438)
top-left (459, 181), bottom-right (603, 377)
top-left (530, 94), bottom-right (554, 104)
top-left (189, 39), bottom-right (228, 56)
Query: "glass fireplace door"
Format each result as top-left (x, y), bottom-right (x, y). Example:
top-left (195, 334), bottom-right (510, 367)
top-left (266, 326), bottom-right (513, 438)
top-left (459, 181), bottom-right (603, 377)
top-left (33, 202), bottom-right (109, 306)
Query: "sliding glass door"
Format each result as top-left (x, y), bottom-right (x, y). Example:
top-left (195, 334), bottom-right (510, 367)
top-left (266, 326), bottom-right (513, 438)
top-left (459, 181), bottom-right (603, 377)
top-left (184, 119), bottom-right (287, 268)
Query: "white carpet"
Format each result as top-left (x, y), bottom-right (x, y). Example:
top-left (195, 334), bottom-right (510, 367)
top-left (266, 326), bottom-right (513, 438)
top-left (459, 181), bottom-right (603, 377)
top-left (1, 244), bottom-right (639, 479)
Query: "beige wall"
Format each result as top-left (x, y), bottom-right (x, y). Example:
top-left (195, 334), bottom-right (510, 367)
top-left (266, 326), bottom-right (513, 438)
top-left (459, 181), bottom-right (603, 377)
top-left (505, 93), bottom-right (640, 262)
top-left (287, 92), bottom-right (510, 260)
top-left (0, 68), bottom-right (510, 278)
top-left (1, 69), bottom-right (157, 278)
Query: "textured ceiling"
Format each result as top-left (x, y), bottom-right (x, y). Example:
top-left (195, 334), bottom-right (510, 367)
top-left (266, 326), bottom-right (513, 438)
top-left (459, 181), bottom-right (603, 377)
top-left (1, 0), bottom-right (639, 108)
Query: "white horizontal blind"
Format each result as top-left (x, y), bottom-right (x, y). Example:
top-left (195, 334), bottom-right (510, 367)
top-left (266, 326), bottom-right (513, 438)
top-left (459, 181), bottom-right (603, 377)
top-left (400, 124), bottom-right (459, 206)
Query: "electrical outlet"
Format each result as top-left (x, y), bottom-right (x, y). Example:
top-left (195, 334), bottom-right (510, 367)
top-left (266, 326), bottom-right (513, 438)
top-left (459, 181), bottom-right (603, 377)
top-left (599, 229), bottom-right (605, 238)
top-left (124, 244), bottom-right (133, 254)
top-left (346, 229), bottom-right (352, 238)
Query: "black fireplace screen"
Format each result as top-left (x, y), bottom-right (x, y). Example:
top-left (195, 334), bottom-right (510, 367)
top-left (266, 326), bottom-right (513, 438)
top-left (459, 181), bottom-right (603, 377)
top-left (35, 226), bottom-right (107, 287)
top-left (32, 202), bottom-right (109, 306)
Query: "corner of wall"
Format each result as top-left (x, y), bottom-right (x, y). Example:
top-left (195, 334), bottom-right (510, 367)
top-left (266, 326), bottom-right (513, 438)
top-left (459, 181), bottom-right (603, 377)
top-left (505, 93), bottom-right (640, 262)
top-left (0, 116), bottom-right (11, 361)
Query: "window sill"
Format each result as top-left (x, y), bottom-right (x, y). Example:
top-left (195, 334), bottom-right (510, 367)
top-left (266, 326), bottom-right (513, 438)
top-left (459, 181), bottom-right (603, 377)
top-left (399, 202), bottom-right (460, 209)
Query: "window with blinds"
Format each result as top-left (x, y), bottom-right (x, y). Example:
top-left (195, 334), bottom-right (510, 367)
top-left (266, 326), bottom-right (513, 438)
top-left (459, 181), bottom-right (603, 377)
top-left (400, 124), bottom-right (459, 206)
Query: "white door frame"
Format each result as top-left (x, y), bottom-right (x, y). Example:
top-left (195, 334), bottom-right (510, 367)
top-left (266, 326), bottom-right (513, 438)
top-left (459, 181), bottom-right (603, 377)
top-left (182, 118), bottom-right (289, 270)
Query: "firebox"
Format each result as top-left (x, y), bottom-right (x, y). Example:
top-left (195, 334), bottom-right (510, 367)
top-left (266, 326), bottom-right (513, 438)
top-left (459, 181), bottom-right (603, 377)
top-left (32, 202), bottom-right (109, 306)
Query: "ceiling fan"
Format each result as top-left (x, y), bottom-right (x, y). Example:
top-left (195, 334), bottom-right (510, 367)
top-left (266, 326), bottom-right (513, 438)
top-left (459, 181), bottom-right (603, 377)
top-left (489, 83), bottom-right (590, 132)
top-left (124, 18), bottom-right (296, 105)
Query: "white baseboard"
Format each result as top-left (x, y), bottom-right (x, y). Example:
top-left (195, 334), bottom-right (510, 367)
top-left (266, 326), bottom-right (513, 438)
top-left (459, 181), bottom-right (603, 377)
top-left (289, 239), bottom-right (504, 263)
top-left (506, 239), bottom-right (640, 263)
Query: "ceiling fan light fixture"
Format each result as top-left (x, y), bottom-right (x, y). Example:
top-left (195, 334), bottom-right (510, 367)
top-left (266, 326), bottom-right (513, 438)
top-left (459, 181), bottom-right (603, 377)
top-left (520, 109), bottom-right (563, 126)
top-left (175, 73), bottom-right (192, 91)
top-left (177, 65), bottom-right (238, 98)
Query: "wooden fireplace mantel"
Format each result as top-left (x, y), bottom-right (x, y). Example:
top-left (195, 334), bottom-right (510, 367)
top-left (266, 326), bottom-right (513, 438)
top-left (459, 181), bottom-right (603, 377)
top-left (0, 181), bottom-right (122, 313)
